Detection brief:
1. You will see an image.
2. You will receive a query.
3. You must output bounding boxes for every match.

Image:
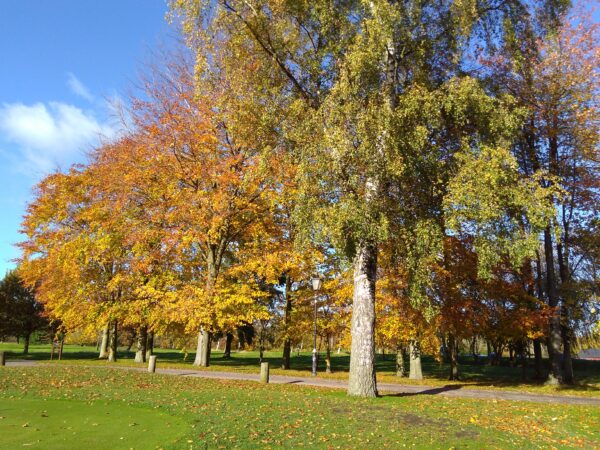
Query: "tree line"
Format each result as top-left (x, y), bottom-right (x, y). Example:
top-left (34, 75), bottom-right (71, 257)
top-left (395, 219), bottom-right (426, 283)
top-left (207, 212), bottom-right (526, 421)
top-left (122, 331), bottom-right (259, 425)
top-left (16, 0), bottom-right (598, 396)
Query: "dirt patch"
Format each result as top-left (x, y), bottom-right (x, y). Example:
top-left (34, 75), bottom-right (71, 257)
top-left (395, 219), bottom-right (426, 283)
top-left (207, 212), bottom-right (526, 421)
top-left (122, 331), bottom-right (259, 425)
top-left (399, 413), bottom-right (430, 426)
top-left (331, 407), bottom-right (353, 415)
top-left (398, 413), bottom-right (453, 429)
top-left (455, 429), bottom-right (480, 439)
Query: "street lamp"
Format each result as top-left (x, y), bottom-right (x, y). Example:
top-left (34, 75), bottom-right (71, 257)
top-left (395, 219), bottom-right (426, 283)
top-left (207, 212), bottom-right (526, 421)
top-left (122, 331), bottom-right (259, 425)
top-left (311, 276), bottom-right (322, 376)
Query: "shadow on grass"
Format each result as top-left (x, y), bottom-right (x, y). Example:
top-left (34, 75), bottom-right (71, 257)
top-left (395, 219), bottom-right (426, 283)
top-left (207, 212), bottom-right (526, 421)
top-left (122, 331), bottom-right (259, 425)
top-left (382, 384), bottom-right (463, 398)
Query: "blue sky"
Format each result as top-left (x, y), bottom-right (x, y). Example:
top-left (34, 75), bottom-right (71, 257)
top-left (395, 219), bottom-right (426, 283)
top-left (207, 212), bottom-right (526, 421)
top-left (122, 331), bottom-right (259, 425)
top-left (0, 1), bottom-right (175, 275)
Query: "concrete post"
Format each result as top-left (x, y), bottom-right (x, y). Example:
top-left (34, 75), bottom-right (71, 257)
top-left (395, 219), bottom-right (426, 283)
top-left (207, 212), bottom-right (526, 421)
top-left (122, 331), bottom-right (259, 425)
top-left (260, 361), bottom-right (269, 383)
top-left (148, 355), bottom-right (157, 373)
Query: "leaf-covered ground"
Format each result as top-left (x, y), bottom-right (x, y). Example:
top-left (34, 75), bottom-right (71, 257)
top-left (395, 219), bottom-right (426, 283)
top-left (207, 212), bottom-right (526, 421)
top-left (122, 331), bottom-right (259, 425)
top-left (3, 343), bottom-right (599, 398)
top-left (1, 365), bottom-right (599, 449)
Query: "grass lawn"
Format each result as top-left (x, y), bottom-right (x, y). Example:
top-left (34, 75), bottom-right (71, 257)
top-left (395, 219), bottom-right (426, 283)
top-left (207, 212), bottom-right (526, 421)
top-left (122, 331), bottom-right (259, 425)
top-left (2, 342), bottom-right (599, 398)
top-left (1, 365), bottom-right (599, 449)
top-left (0, 397), bottom-right (187, 449)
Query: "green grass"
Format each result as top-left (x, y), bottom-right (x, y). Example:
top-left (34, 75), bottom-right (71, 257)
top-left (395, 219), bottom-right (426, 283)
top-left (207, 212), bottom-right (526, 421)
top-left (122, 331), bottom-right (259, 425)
top-left (1, 365), bottom-right (599, 449)
top-left (2, 342), bottom-right (599, 398)
top-left (0, 397), bottom-right (187, 449)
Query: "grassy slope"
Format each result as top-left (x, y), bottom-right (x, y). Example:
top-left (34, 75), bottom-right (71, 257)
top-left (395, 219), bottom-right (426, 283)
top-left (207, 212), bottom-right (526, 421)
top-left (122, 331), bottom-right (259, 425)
top-left (2, 342), bottom-right (599, 398)
top-left (1, 365), bottom-right (599, 449)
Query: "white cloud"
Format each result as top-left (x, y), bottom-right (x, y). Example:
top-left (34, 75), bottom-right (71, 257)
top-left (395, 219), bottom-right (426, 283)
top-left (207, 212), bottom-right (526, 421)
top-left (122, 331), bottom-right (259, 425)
top-left (67, 72), bottom-right (94, 102)
top-left (0, 101), bottom-right (116, 174)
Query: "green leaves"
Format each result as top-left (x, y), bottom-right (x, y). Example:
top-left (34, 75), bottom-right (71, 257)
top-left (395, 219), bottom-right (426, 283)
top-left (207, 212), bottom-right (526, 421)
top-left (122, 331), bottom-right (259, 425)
top-left (444, 145), bottom-right (556, 278)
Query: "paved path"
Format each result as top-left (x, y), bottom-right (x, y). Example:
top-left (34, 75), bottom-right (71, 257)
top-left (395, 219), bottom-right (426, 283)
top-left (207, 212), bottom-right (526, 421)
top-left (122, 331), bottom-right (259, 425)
top-left (5, 360), bottom-right (600, 406)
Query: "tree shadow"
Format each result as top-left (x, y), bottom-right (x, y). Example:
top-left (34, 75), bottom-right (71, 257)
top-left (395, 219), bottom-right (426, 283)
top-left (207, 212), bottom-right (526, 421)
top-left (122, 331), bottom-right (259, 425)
top-left (381, 384), bottom-right (463, 398)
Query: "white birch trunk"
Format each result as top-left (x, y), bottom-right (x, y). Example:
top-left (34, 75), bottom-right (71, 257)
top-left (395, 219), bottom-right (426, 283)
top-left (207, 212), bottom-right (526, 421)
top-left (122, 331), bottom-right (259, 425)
top-left (409, 340), bottom-right (423, 380)
top-left (98, 324), bottom-right (109, 359)
top-left (347, 244), bottom-right (378, 397)
top-left (193, 328), bottom-right (210, 367)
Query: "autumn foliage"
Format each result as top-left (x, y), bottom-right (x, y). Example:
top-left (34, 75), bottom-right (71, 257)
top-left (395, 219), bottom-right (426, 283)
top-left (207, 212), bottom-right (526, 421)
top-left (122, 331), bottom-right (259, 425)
top-left (16, 1), bottom-right (599, 391)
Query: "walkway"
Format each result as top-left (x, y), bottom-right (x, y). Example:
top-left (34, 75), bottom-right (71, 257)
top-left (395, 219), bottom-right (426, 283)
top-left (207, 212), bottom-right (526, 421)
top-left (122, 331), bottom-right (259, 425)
top-left (5, 360), bottom-right (600, 406)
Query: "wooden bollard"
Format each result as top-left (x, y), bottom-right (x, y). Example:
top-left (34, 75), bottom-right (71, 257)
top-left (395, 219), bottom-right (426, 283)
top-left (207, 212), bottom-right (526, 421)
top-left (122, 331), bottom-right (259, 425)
top-left (260, 361), bottom-right (269, 383)
top-left (0, 351), bottom-right (5, 366)
top-left (148, 355), bottom-right (157, 373)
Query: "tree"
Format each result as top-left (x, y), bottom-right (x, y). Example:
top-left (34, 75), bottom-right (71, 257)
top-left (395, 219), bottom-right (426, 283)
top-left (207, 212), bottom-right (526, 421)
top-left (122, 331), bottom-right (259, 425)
top-left (103, 56), bottom-right (281, 367)
top-left (0, 270), bottom-right (47, 354)
top-left (488, 3), bottom-right (599, 384)
top-left (171, 0), bottom-right (567, 396)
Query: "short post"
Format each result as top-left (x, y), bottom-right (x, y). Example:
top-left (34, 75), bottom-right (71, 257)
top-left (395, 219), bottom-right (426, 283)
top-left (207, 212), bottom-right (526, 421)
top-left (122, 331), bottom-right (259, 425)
top-left (260, 361), bottom-right (269, 383)
top-left (148, 355), bottom-right (157, 373)
top-left (0, 351), bottom-right (5, 366)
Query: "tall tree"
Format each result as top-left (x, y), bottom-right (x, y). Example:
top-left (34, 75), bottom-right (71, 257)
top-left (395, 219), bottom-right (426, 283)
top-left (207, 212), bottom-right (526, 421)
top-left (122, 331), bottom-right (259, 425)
top-left (171, 0), bottom-right (565, 396)
top-left (488, 3), bottom-right (599, 383)
top-left (0, 270), bottom-right (47, 354)
top-left (114, 57), bottom-right (280, 366)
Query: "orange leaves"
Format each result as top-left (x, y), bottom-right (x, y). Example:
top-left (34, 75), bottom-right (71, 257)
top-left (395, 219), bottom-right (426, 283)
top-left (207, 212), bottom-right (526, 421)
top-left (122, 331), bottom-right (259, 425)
top-left (17, 54), bottom-right (299, 339)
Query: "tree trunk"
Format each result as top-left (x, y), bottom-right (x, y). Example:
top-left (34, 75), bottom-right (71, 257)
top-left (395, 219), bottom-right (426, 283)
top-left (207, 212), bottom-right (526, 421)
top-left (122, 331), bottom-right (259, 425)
top-left (533, 338), bottom-right (543, 380)
top-left (347, 243), bottom-right (378, 397)
top-left (325, 335), bottom-right (332, 374)
top-left (108, 320), bottom-right (118, 362)
top-left (396, 345), bottom-right (406, 377)
top-left (557, 241), bottom-right (574, 385)
top-left (409, 341), bottom-right (423, 380)
top-left (281, 275), bottom-right (293, 370)
top-left (544, 227), bottom-right (563, 385)
top-left (282, 339), bottom-right (291, 369)
top-left (561, 318), bottom-right (574, 384)
top-left (470, 336), bottom-right (479, 363)
top-left (23, 333), bottom-right (30, 355)
top-left (197, 246), bottom-right (219, 368)
top-left (516, 340), bottom-right (527, 381)
top-left (224, 332), bottom-right (233, 359)
top-left (193, 329), bottom-right (211, 367)
top-left (134, 326), bottom-right (147, 363)
top-left (99, 324), bottom-right (109, 359)
top-left (448, 334), bottom-right (459, 380)
top-left (58, 335), bottom-right (64, 360)
top-left (146, 331), bottom-right (154, 360)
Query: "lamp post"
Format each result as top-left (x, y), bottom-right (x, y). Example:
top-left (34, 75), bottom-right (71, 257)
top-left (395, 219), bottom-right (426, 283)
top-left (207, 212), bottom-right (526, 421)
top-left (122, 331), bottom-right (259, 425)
top-left (311, 276), bottom-right (322, 376)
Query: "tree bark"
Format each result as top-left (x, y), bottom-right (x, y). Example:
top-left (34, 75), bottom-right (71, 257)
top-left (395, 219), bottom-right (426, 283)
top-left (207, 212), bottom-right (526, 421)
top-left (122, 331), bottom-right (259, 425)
top-left (99, 324), bottom-right (109, 359)
top-left (134, 326), bottom-right (147, 363)
top-left (396, 345), bottom-right (406, 377)
top-left (557, 242), bottom-right (574, 385)
top-left (281, 275), bottom-right (293, 370)
top-left (107, 320), bottom-right (118, 362)
top-left (533, 338), bottom-right (543, 379)
top-left (193, 328), bottom-right (211, 367)
top-left (448, 334), bottom-right (459, 380)
top-left (194, 246), bottom-right (218, 367)
top-left (544, 227), bottom-right (563, 385)
top-left (325, 335), bottom-right (332, 374)
top-left (347, 243), bottom-right (378, 397)
top-left (146, 331), bottom-right (154, 360)
top-left (23, 333), bottom-right (30, 355)
top-left (470, 337), bottom-right (479, 363)
top-left (58, 335), bottom-right (64, 360)
top-left (561, 317), bottom-right (574, 384)
top-left (409, 341), bottom-right (423, 380)
top-left (224, 332), bottom-right (233, 359)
